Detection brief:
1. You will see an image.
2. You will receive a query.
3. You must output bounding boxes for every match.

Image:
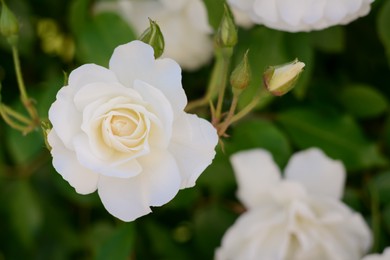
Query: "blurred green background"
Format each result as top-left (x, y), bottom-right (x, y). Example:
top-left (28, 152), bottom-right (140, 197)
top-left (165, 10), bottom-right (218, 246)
top-left (1, 0), bottom-right (390, 259)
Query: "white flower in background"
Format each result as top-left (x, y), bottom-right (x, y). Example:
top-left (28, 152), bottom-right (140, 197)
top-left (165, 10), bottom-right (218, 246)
top-left (227, 0), bottom-right (375, 32)
top-left (48, 40), bottom-right (218, 221)
top-left (216, 148), bottom-right (372, 260)
top-left (362, 248), bottom-right (390, 260)
top-left (95, 0), bottom-right (213, 70)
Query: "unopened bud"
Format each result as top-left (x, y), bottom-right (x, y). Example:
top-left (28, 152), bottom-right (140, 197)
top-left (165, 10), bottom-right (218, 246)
top-left (216, 4), bottom-right (237, 48)
top-left (0, 1), bottom-right (19, 39)
top-left (263, 59), bottom-right (305, 96)
top-left (139, 18), bottom-right (164, 59)
top-left (231, 50), bottom-right (251, 95)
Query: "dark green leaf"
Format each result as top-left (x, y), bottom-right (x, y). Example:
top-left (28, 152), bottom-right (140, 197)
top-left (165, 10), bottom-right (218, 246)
top-left (277, 108), bottom-right (387, 170)
top-left (310, 26), bottom-right (345, 53)
top-left (378, 0), bottom-right (390, 68)
top-left (339, 84), bottom-right (388, 118)
top-left (96, 223), bottom-right (135, 260)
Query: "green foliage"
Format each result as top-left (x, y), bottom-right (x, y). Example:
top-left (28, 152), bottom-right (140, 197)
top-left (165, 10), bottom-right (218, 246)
top-left (0, 0), bottom-right (390, 258)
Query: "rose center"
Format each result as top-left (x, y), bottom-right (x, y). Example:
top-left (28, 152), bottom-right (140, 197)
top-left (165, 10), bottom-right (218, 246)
top-left (110, 115), bottom-right (137, 136)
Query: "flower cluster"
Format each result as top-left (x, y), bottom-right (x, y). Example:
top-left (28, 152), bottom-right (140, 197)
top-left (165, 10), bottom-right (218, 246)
top-left (48, 40), bottom-right (218, 221)
top-left (95, 0), bottom-right (213, 70)
top-left (228, 0), bottom-right (375, 32)
top-left (216, 148), bottom-right (372, 260)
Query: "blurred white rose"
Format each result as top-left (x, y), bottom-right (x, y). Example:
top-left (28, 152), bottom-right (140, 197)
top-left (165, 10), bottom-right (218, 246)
top-left (95, 0), bottom-right (213, 70)
top-left (216, 148), bottom-right (372, 260)
top-left (227, 0), bottom-right (374, 32)
top-left (48, 40), bottom-right (218, 221)
top-left (362, 247), bottom-right (390, 260)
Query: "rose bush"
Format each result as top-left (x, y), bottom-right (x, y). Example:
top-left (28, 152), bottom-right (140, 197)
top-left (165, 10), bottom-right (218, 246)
top-left (95, 0), bottom-right (213, 70)
top-left (227, 0), bottom-right (374, 32)
top-left (216, 148), bottom-right (371, 260)
top-left (48, 40), bottom-right (218, 221)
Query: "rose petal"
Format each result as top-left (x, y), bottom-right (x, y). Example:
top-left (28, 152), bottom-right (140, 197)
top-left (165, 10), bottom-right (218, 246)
top-left (48, 130), bottom-right (99, 194)
top-left (133, 80), bottom-right (174, 148)
top-left (109, 40), bottom-right (187, 114)
top-left (73, 134), bottom-right (143, 178)
top-left (73, 81), bottom-right (142, 111)
top-left (68, 64), bottom-right (119, 94)
top-left (230, 149), bottom-right (281, 209)
top-left (49, 86), bottom-right (82, 150)
top-left (277, 0), bottom-right (307, 26)
top-left (138, 150), bottom-right (181, 206)
top-left (169, 112), bottom-right (218, 188)
top-left (98, 175), bottom-right (151, 222)
top-left (284, 148), bottom-right (346, 199)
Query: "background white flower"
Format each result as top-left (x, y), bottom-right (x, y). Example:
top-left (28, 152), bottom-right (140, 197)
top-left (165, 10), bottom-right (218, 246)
top-left (95, 0), bottom-right (213, 70)
top-left (228, 0), bottom-right (375, 32)
top-left (216, 148), bottom-right (372, 260)
top-left (362, 247), bottom-right (390, 260)
top-left (48, 40), bottom-right (218, 222)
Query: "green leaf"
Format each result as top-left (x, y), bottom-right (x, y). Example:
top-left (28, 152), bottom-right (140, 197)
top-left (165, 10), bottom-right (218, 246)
top-left (6, 127), bottom-right (44, 163)
top-left (378, 0), bottom-right (390, 68)
top-left (70, 0), bottom-right (136, 66)
top-left (228, 119), bottom-right (292, 167)
top-left (203, 0), bottom-right (225, 30)
top-left (277, 108), bottom-right (387, 171)
top-left (339, 84), bottom-right (388, 118)
top-left (96, 223), bottom-right (135, 260)
top-left (310, 26), bottom-right (345, 53)
top-left (6, 180), bottom-right (43, 248)
top-left (193, 204), bottom-right (236, 259)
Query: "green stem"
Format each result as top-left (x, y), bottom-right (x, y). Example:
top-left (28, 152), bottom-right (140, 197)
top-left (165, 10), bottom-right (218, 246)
top-left (215, 47), bottom-right (233, 121)
top-left (0, 105), bottom-right (28, 132)
top-left (218, 93), bottom-right (239, 136)
top-left (11, 45), bottom-right (40, 129)
top-left (230, 91), bottom-right (268, 124)
top-left (2, 104), bottom-right (31, 124)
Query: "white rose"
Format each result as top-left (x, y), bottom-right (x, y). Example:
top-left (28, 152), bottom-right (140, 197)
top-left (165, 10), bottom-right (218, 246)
top-left (216, 148), bottom-right (372, 260)
top-left (362, 248), bottom-right (390, 260)
top-left (95, 0), bottom-right (213, 70)
top-left (227, 0), bottom-right (374, 32)
top-left (48, 40), bottom-right (218, 221)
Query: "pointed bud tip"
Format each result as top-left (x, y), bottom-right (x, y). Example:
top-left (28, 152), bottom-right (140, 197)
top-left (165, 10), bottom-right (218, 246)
top-left (0, 1), bottom-right (19, 39)
top-left (139, 18), bottom-right (165, 59)
top-left (216, 4), bottom-right (237, 48)
top-left (230, 50), bottom-right (251, 94)
top-left (263, 59), bottom-right (305, 96)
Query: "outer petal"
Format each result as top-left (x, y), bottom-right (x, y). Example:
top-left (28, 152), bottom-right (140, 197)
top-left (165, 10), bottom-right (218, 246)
top-left (284, 148), bottom-right (346, 200)
top-left (98, 175), bottom-right (151, 222)
top-left (48, 130), bottom-right (99, 195)
top-left (49, 86), bottom-right (82, 150)
top-left (109, 40), bottom-right (187, 114)
top-left (138, 150), bottom-right (181, 206)
top-left (169, 112), bottom-right (218, 188)
top-left (230, 149), bottom-right (282, 209)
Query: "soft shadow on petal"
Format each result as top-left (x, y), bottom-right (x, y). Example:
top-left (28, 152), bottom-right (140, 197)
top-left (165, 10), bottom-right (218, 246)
top-left (230, 149), bottom-right (281, 209)
top-left (73, 134), bottom-right (143, 179)
top-left (133, 80), bottom-right (174, 147)
top-left (73, 81), bottom-right (142, 111)
top-left (284, 148), bottom-right (346, 200)
top-left (48, 130), bottom-right (99, 195)
top-left (169, 113), bottom-right (218, 188)
top-left (138, 150), bottom-right (181, 207)
top-left (49, 86), bottom-right (82, 150)
top-left (68, 64), bottom-right (119, 94)
top-left (98, 175), bottom-right (151, 222)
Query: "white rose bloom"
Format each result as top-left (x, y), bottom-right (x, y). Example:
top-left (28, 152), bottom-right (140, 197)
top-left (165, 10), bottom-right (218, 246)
top-left (216, 148), bottom-right (372, 260)
top-left (362, 248), bottom-right (390, 260)
top-left (227, 0), bottom-right (375, 32)
top-left (95, 0), bottom-right (213, 70)
top-left (48, 40), bottom-right (218, 221)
